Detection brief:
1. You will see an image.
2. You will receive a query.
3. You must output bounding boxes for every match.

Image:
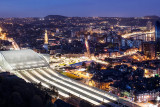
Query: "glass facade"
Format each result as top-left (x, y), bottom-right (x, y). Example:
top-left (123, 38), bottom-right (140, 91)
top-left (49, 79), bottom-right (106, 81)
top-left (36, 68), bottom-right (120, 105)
top-left (155, 21), bottom-right (160, 42)
top-left (155, 21), bottom-right (160, 58)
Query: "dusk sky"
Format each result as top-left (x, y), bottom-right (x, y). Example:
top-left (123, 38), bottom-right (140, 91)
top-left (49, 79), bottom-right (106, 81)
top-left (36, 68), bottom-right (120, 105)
top-left (0, 0), bottom-right (160, 18)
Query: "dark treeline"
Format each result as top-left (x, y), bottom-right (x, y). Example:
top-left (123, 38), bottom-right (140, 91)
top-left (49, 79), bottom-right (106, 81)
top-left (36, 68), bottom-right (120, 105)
top-left (0, 74), bottom-right (53, 107)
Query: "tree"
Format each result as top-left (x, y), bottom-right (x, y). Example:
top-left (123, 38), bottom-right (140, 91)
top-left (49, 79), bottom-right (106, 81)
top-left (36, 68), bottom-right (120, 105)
top-left (79, 100), bottom-right (92, 107)
top-left (31, 95), bottom-right (43, 107)
top-left (90, 62), bottom-right (95, 68)
top-left (8, 92), bottom-right (24, 107)
top-left (96, 63), bottom-right (101, 71)
top-left (37, 82), bottom-right (42, 90)
top-left (82, 62), bottom-right (86, 68)
top-left (87, 66), bottom-right (91, 71)
top-left (0, 74), bottom-right (52, 107)
top-left (49, 86), bottom-right (58, 97)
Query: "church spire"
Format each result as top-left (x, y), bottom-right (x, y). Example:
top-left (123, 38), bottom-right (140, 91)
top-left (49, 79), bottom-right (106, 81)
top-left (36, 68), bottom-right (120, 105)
top-left (44, 30), bottom-right (48, 44)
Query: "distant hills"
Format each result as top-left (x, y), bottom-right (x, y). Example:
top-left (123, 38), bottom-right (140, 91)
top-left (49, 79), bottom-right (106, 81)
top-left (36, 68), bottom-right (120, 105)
top-left (43, 15), bottom-right (160, 27)
top-left (44, 15), bottom-right (160, 19)
top-left (44, 15), bottom-right (67, 20)
top-left (144, 15), bottom-right (160, 19)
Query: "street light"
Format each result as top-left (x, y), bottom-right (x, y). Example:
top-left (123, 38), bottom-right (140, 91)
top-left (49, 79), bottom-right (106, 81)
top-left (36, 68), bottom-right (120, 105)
top-left (157, 96), bottom-right (160, 106)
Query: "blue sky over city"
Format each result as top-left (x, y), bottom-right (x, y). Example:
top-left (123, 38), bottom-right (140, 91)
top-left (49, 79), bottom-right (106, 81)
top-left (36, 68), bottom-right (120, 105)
top-left (0, 0), bottom-right (160, 17)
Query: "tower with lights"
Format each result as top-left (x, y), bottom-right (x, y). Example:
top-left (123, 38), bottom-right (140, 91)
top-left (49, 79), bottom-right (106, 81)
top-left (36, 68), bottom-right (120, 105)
top-left (155, 21), bottom-right (160, 59)
top-left (84, 32), bottom-right (91, 58)
top-left (43, 30), bottom-right (49, 51)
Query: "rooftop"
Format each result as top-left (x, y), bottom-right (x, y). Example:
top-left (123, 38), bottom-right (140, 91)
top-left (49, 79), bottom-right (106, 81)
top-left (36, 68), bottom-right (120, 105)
top-left (0, 49), bottom-right (49, 71)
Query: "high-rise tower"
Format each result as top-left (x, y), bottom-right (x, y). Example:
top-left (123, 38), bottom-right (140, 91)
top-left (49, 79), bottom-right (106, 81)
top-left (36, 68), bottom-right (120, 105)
top-left (155, 21), bottom-right (160, 58)
top-left (155, 21), bottom-right (160, 42)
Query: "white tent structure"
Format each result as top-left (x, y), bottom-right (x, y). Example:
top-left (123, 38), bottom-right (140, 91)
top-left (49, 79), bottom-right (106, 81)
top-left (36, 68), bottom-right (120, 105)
top-left (0, 49), bottom-right (49, 71)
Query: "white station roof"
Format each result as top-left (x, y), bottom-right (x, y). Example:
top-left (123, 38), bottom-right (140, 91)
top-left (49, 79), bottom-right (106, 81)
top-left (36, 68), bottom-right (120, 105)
top-left (0, 49), bottom-right (49, 71)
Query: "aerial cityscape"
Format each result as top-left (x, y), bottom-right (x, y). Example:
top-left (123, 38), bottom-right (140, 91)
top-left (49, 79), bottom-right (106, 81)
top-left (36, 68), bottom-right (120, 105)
top-left (0, 0), bottom-right (160, 107)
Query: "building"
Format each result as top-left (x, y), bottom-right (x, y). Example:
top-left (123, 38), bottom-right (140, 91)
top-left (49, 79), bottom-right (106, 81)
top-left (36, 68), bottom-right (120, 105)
top-left (140, 21), bottom-right (160, 59)
top-left (155, 21), bottom-right (160, 58)
top-left (0, 49), bottom-right (49, 71)
top-left (43, 30), bottom-right (49, 51)
top-left (146, 21), bottom-right (152, 31)
top-left (141, 42), bottom-right (156, 59)
top-left (110, 85), bottom-right (160, 102)
top-left (155, 21), bottom-right (160, 42)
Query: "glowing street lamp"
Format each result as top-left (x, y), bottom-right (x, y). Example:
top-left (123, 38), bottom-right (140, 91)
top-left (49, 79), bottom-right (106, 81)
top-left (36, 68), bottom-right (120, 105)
top-left (157, 96), bottom-right (160, 105)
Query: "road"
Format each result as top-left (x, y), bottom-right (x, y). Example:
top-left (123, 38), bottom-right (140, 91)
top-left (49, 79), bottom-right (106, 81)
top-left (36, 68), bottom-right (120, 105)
top-left (121, 30), bottom-right (155, 38)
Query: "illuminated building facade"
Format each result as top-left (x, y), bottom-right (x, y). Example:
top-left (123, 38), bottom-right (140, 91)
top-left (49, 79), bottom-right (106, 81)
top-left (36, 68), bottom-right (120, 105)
top-left (146, 21), bottom-right (152, 31)
top-left (155, 21), bottom-right (160, 58)
top-left (43, 30), bottom-right (49, 51)
top-left (142, 42), bottom-right (156, 59)
top-left (0, 27), bottom-right (20, 50)
top-left (155, 21), bottom-right (160, 42)
top-left (85, 35), bottom-right (91, 57)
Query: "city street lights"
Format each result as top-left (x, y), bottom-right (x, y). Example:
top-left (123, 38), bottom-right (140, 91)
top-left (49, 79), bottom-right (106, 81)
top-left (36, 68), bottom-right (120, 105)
top-left (157, 96), bottom-right (160, 106)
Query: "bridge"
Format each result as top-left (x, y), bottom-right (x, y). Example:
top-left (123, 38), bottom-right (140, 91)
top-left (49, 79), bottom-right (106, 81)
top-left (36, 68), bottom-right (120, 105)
top-left (122, 30), bottom-right (155, 41)
top-left (0, 49), bottom-right (140, 107)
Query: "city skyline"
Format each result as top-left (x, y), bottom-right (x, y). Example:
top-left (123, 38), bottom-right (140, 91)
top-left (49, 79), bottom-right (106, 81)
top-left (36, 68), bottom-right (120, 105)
top-left (0, 1), bottom-right (160, 106)
top-left (0, 0), bottom-right (160, 18)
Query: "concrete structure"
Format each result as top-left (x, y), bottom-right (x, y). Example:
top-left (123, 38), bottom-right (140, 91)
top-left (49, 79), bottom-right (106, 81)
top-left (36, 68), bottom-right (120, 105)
top-left (0, 49), bottom-right (49, 71)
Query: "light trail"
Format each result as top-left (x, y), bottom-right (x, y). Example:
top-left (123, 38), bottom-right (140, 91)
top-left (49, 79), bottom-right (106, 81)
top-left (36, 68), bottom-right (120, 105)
top-left (46, 67), bottom-right (140, 106)
top-left (23, 70), bottom-right (70, 98)
top-left (13, 68), bottom-right (140, 107)
top-left (18, 70), bottom-right (70, 98)
top-left (15, 71), bottom-right (30, 83)
top-left (85, 36), bottom-right (91, 57)
top-left (46, 68), bottom-right (118, 101)
top-left (0, 27), bottom-right (20, 50)
top-left (109, 49), bottom-right (138, 58)
top-left (26, 69), bottom-right (102, 106)
top-left (31, 69), bottom-right (102, 105)
top-left (122, 30), bottom-right (155, 38)
top-left (37, 68), bottom-right (113, 104)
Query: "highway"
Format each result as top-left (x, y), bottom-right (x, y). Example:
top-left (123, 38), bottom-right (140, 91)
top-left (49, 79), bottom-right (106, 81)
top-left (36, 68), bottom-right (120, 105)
top-left (15, 67), bottom-right (121, 107)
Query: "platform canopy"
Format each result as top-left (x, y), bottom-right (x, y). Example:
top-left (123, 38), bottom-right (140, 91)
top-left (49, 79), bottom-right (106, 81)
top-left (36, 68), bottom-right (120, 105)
top-left (0, 49), bottom-right (49, 71)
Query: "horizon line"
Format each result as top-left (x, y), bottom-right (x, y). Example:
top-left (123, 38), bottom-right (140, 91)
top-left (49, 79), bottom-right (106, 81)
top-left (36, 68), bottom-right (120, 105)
top-left (0, 15), bottom-right (160, 18)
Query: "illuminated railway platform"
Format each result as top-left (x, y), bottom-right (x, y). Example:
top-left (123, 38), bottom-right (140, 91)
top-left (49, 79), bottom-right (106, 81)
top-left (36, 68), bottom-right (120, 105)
top-left (0, 49), bottom-right (140, 107)
top-left (15, 67), bottom-right (121, 107)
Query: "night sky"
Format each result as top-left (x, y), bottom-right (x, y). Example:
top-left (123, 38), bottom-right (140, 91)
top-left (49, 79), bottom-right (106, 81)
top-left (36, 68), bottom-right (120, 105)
top-left (0, 0), bottom-right (160, 17)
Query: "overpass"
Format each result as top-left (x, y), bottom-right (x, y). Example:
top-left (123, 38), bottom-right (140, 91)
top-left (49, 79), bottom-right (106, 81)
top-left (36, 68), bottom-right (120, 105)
top-left (0, 49), bottom-right (140, 107)
top-left (122, 30), bottom-right (155, 41)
